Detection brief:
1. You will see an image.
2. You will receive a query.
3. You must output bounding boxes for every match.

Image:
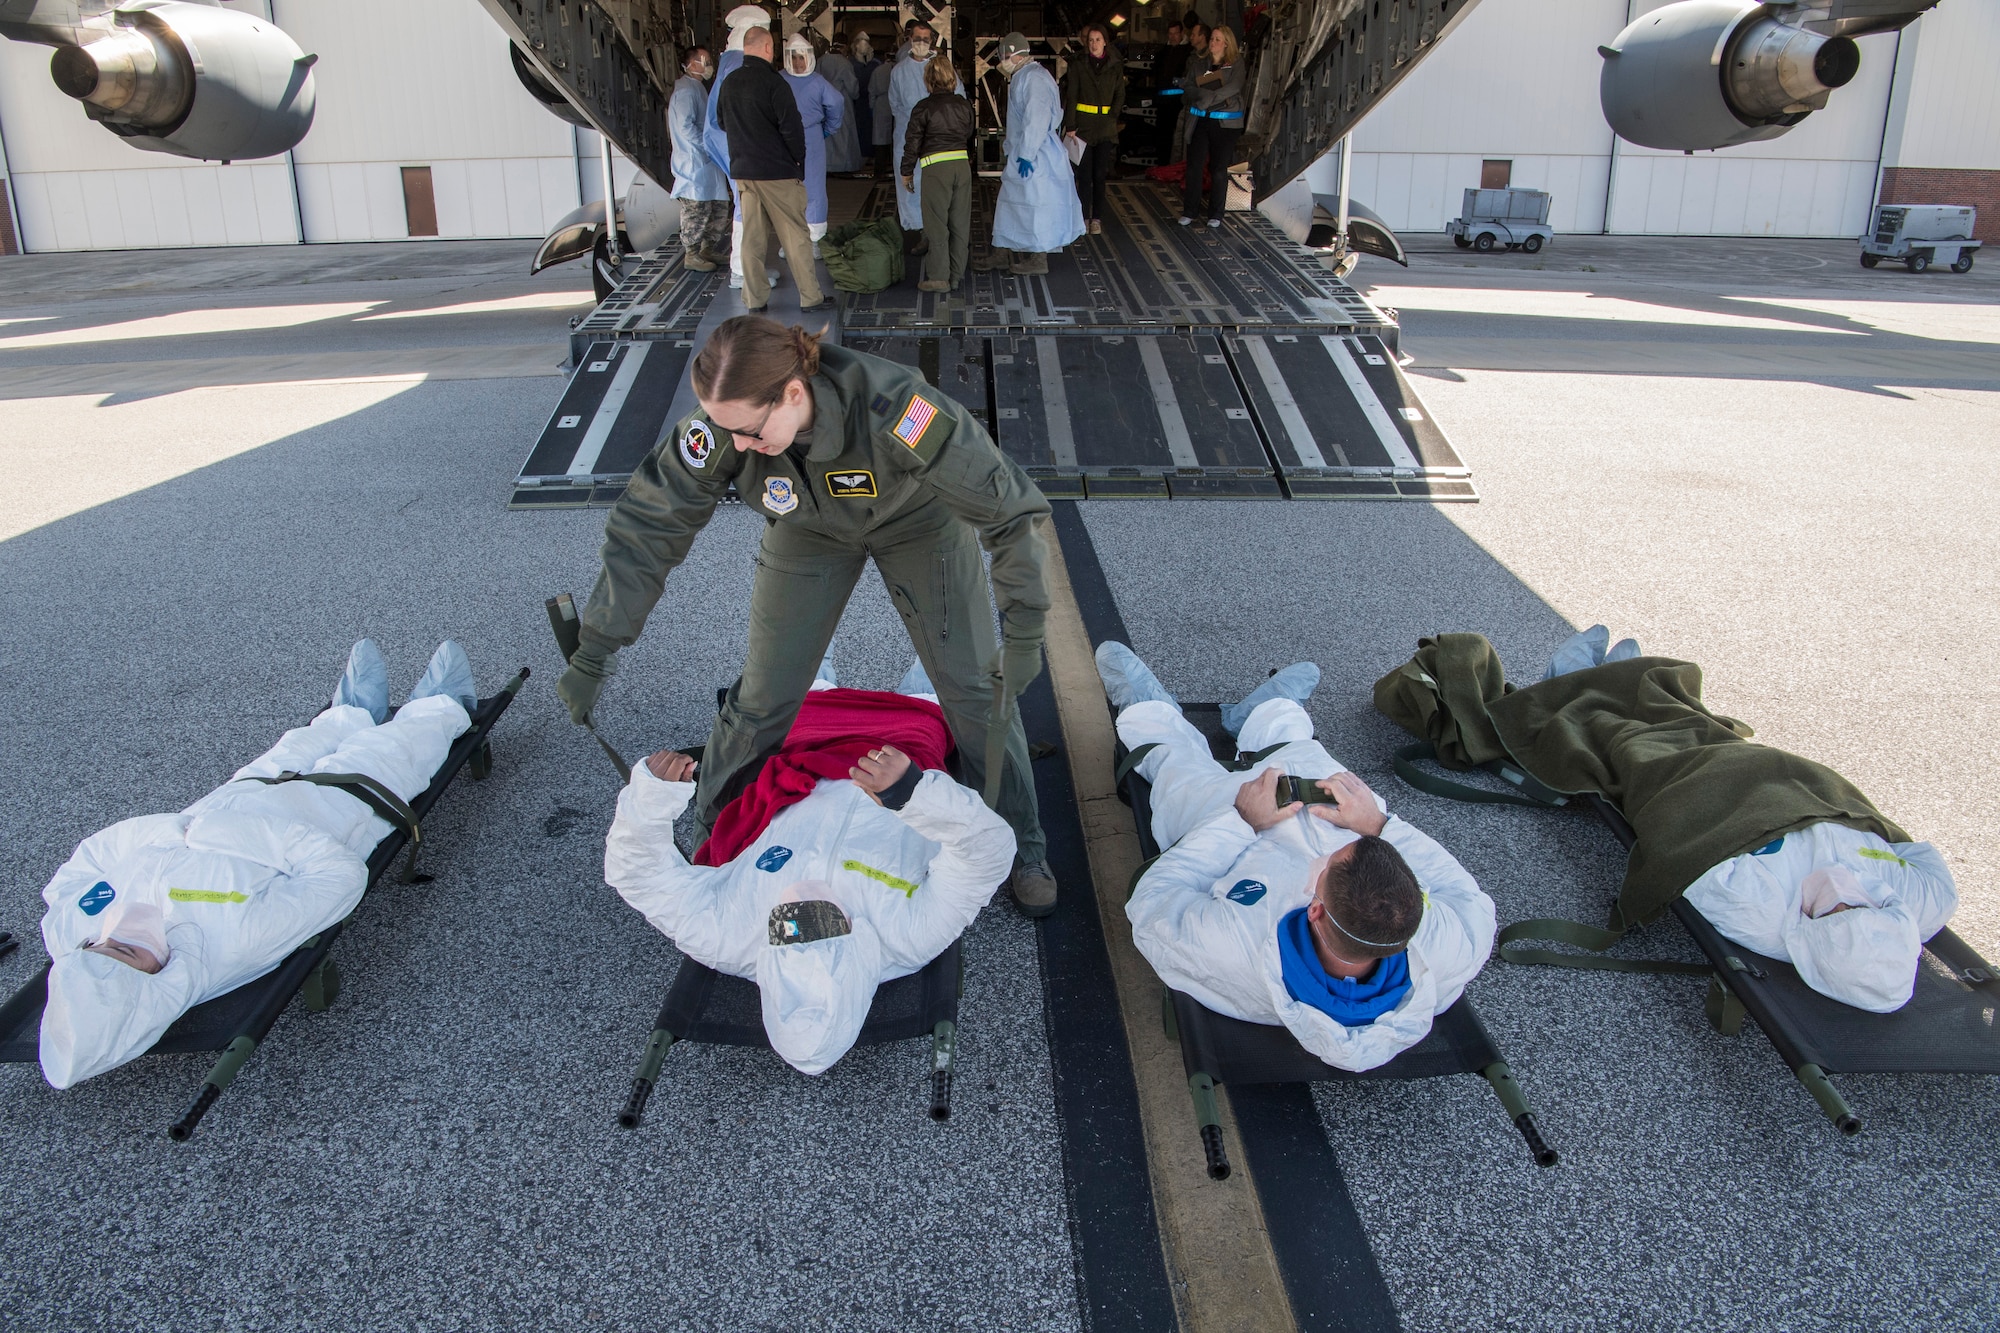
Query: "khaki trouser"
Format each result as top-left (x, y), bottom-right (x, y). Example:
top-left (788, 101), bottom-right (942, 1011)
top-left (694, 503), bottom-right (1045, 865)
top-left (735, 177), bottom-right (824, 309)
top-left (919, 158), bottom-right (972, 286)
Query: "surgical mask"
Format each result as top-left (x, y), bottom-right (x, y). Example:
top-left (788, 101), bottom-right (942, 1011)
top-left (910, 40), bottom-right (933, 58)
top-left (854, 41), bottom-right (871, 59)
top-left (94, 898), bottom-right (170, 968)
top-left (689, 60), bottom-right (711, 79)
top-left (1801, 863), bottom-right (1872, 918)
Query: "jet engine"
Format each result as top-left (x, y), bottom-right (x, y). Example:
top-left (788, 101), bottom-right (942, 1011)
top-left (47, 1), bottom-right (316, 162)
top-left (1598, 0), bottom-right (1860, 151)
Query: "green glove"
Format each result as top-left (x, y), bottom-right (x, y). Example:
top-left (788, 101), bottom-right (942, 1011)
top-left (557, 640), bottom-right (616, 725)
top-left (1002, 638), bottom-right (1044, 698)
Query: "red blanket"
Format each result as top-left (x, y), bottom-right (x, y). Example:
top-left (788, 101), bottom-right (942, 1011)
top-left (693, 688), bottom-right (954, 866)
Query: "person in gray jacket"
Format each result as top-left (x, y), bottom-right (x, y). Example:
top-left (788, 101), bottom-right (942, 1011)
top-left (1179, 24), bottom-right (1245, 227)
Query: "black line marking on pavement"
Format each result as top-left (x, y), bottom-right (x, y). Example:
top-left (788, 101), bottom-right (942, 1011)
top-left (1023, 589), bottom-right (1177, 1329)
top-left (1049, 502), bottom-right (1406, 1333)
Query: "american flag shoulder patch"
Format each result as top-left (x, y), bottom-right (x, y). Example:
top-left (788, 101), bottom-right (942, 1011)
top-left (892, 393), bottom-right (939, 449)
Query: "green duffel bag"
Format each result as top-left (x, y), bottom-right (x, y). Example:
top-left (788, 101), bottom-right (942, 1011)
top-left (817, 217), bottom-right (905, 293)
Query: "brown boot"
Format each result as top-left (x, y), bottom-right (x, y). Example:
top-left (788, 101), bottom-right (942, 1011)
top-left (682, 254), bottom-right (717, 272)
top-left (1009, 860), bottom-right (1057, 918)
top-left (1008, 250), bottom-right (1050, 276)
top-left (917, 279), bottom-right (950, 292)
top-left (971, 247), bottom-right (1013, 272)
top-left (1087, 219), bottom-right (1102, 235)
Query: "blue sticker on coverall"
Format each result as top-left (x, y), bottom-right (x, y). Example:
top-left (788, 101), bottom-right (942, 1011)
top-left (78, 881), bottom-right (115, 915)
top-left (1226, 880), bottom-right (1267, 905)
top-left (756, 846), bottom-right (793, 873)
top-left (1753, 838), bottom-right (1784, 856)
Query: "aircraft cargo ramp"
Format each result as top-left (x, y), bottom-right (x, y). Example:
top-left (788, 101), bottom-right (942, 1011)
top-left (509, 181), bottom-right (1473, 507)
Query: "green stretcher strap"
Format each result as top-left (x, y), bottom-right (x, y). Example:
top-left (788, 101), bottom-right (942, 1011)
top-left (1497, 917), bottom-right (1712, 975)
top-left (1393, 742), bottom-right (1570, 808)
top-left (586, 722), bottom-right (632, 784)
top-left (1114, 742), bottom-right (1160, 787)
top-left (1224, 739), bottom-right (1290, 772)
top-left (250, 770), bottom-right (430, 883)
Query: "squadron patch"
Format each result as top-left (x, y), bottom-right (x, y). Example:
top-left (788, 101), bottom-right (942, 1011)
top-left (763, 476), bottom-right (799, 515)
top-left (678, 419), bottom-right (716, 471)
top-left (892, 393), bottom-right (940, 449)
top-left (825, 469), bottom-right (877, 498)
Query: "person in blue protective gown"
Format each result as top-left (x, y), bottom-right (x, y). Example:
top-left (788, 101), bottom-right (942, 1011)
top-left (705, 4), bottom-right (775, 289)
top-left (818, 39), bottom-right (864, 176)
top-left (782, 32), bottom-right (848, 241)
top-left (888, 22), bottom-right (958, 246)
top-left (973, 33), bottom-right (1084, 277)
top-left (668, 46), bottom-right (730, 271)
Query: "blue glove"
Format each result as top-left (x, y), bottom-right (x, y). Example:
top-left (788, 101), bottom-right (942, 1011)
top-left (1016, 156), bottom-right (1034, 179)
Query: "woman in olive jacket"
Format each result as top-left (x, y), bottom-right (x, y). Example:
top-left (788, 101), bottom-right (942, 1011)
top-left (899, 55), bottom-right (977, 290)
top-left (1063, 25), bottom-right (1126, 234)
top-left (1179, 25), bottom-right (1246, 226)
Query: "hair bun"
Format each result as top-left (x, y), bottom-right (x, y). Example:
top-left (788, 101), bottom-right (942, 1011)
top-left (790, 325), bottom-right (822, 377)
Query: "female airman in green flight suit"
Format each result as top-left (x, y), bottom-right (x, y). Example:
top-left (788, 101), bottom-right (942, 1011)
top-left (557, 315), bottom-right (1059, 915)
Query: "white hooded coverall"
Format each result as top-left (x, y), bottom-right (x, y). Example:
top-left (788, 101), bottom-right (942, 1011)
top-left (1120, 698), bottom-right (1496, 1072)
top-left (1682, 821), bottom-right (1957, 1012)
top-left (37, 696), bottom-right (470, 1089)
top-left (605, 765), bottom-right (1015, 1075)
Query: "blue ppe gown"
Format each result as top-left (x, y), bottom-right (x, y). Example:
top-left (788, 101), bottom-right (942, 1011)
top-left (702, 49), bottom-right (746, 179)
top-left (668, 75), bottom-right (729, 202)
top-left (783, 68), bottom-right (848, 225)
top-left (889, 52), bottom-right (961, 230)
top-left (818, 54), bottom-right (864, 174)
top-left (993, 62), bottom-right (1084, 254)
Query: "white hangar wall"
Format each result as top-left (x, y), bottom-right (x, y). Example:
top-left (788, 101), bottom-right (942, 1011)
top-left (1341, 0), bottom-right (1987, 238)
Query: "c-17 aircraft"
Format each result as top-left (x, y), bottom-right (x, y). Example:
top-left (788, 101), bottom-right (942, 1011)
top-left (0, 0), bottom-right (1943, 188)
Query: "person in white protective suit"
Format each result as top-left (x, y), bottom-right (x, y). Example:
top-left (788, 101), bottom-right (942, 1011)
top-left (887, 22), bottom-right (958, 246)
top-left (972, 33), bottom-right (1084, 278)
top-left (669, 45), bottom-right (731, 271)
top-left (604, 659), bottom-right (1015, 1075)
top-left (818, 40), bottom-right (864, 175)
top-left (1099, 643), bottom-right (1496, 1072)
top-left (1542, 625), bottom-right (1959, 1013)
top-left (36, 640), bottom-right (479, 1089)
top-left (781, 32), bottom-right (849, 242)
top-left (704, 4), bottom-right (781, 290)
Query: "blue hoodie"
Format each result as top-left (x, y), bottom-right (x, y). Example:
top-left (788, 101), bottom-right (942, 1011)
top-left (1276, 907), bottom-right (1411, 1026)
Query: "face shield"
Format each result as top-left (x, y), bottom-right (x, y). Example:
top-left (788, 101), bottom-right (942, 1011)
top-left (785, 35), bottom-right (814, 75)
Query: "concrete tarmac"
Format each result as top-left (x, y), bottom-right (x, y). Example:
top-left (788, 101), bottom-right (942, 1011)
top-left (1, 231), bottom-right (1996, 1331)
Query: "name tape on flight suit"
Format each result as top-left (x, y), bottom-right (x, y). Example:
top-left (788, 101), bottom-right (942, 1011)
top-left (826, 469), bottom-right (877, 498)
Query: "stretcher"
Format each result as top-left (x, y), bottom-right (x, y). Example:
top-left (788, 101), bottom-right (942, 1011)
top-left (1411, 746), bottom-right (2000, 1135)
top-left (0, 668), bottom-right (528, 1140)
top-left (1116, 704), bottom-right (1558, 1180)
top-left (542, 594), bottom-right (970, 1128)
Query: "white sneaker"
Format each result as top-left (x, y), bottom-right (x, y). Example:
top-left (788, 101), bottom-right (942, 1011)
top-left (1178, 215), bottom-right (1194, 227)
top-left (1206, 218), bottom-right (1222, 229)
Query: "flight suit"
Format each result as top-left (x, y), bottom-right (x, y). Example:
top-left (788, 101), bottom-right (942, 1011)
top-left (577, 342), bottom-right (1053, 863)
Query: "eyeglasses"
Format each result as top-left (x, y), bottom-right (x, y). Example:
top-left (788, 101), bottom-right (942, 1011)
top-left (710, 403), bottom-right (778, 443)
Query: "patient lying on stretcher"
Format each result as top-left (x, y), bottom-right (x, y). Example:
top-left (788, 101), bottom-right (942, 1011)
top-left (37, 641), bottom-right (479, 1089)
top-left (1547, 625), bottom-right (1958, 1014)
top-left (1099, 644), bottom-right (1496, 1072)
top-left (604, 658), bottom-right (1015, 1075)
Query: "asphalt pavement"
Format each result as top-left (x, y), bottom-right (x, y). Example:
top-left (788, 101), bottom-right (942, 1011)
top-left (1, 230), bottom-right (1996, 1331)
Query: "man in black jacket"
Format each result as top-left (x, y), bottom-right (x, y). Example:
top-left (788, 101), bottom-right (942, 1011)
top-left (718, 26), bottom-right (826, 310)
